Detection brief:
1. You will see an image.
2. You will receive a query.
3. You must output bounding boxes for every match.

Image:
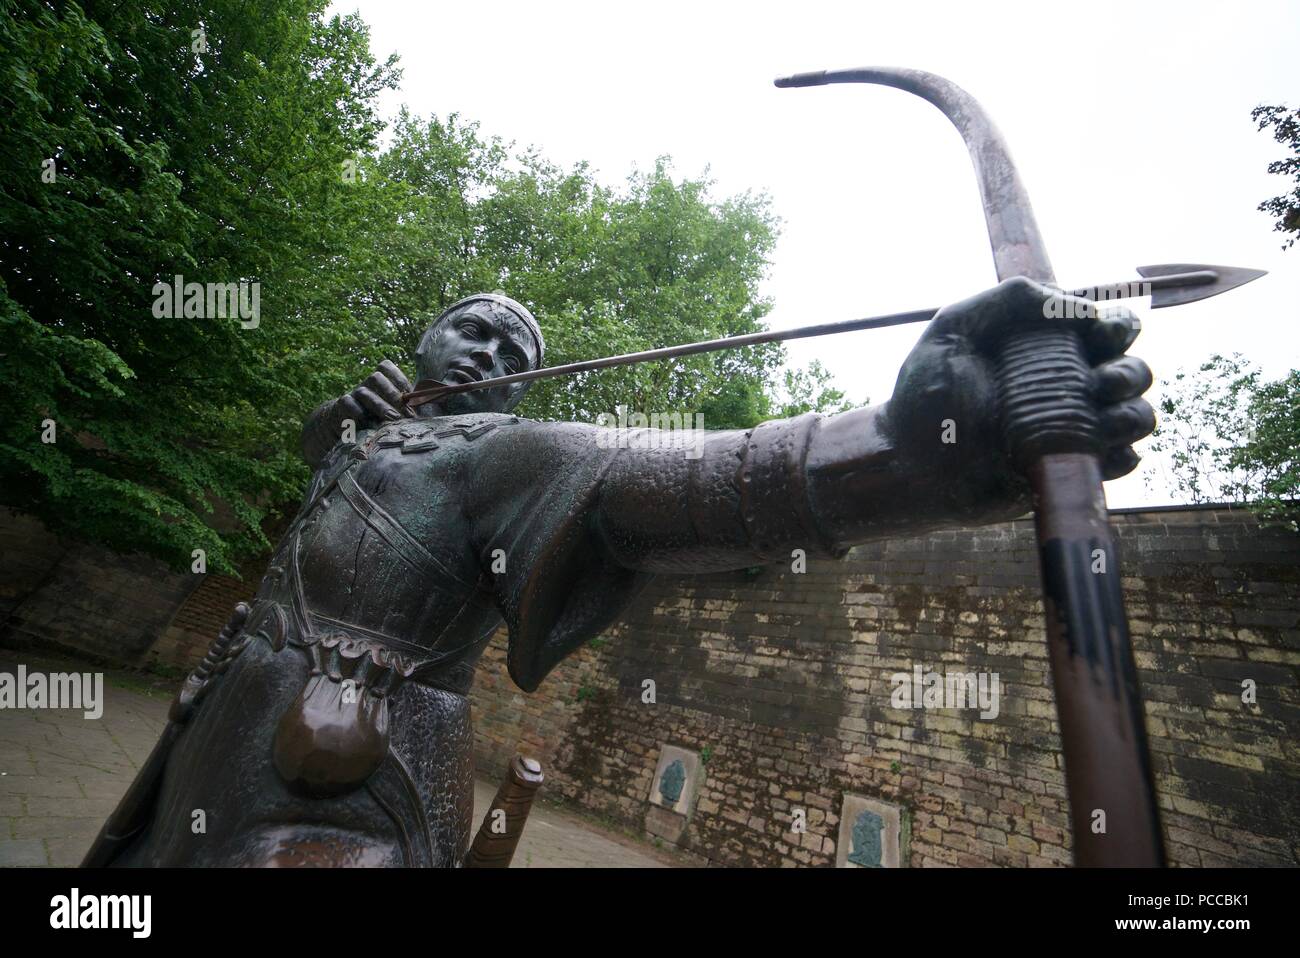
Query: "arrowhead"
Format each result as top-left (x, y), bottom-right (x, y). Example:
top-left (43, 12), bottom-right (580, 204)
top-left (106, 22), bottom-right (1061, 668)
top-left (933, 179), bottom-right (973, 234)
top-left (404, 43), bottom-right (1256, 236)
top-left (1137, 263), bottom-right (1268, 308)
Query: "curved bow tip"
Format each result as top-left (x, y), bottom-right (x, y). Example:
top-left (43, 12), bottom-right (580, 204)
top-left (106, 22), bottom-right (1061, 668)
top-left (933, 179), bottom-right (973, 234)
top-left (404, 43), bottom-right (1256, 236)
top-left (774, 71), bottom-right (828, 88)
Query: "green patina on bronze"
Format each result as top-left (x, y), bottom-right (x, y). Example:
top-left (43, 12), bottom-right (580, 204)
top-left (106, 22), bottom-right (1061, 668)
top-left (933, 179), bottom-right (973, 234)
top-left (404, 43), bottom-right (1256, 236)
top-left (658, 759), bottom-right (686, 806)
top-left (848, 809), bottom-right (884, 867)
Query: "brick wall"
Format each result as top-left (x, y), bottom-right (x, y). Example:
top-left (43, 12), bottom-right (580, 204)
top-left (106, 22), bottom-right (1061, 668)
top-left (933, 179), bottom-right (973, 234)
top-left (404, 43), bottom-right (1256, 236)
top-left (470, 506), bottom-right (1300, 868)
top-left (0, 509), bottom-right (203, 663)
top-left (146, 558), bottom-right (267, 671)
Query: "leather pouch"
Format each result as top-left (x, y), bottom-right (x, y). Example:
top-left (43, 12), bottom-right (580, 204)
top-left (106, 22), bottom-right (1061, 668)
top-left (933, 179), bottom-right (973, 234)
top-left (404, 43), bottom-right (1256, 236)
top-left (273, 637), bottom-right (398, 797)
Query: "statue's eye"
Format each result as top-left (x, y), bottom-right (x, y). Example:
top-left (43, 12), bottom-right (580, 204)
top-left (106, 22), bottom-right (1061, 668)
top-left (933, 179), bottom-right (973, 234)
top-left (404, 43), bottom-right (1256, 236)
top-left (504, 356), bottom-right (520, 373)
top-left (459, 322), bottom-right (480, 338)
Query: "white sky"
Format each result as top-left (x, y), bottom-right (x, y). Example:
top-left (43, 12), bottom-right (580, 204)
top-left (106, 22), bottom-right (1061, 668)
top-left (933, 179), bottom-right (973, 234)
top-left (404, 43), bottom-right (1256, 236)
top-left (334, 0), bottom-right (1299, 506)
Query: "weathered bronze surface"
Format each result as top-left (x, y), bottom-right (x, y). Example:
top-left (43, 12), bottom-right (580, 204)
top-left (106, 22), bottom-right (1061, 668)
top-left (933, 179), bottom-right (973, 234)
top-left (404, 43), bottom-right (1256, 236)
top-left (77, 62), bottom-right (1266, 870)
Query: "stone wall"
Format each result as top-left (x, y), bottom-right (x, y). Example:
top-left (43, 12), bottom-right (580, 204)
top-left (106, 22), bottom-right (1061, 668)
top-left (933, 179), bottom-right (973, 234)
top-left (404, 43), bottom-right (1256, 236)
top-left (2, 504), bottom-right (1296, 866)
top-left (146, 560), bottom-right (267, 671)
top-left (0, 510), bottom-right (201, 664)
top-left (470, 506), bottom-right (1300, 868)
top-left (0, 508), bottom-right (257, 671)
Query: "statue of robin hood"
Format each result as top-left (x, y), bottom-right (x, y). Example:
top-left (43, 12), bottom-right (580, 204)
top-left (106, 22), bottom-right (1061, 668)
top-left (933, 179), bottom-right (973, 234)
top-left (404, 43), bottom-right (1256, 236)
top-left (85, 280), bottom-right (1154, 867)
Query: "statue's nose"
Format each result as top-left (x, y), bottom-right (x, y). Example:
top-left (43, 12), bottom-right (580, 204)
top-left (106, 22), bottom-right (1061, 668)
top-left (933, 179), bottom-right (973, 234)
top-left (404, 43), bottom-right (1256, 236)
top-left (469, 345), bottom-right (495, 369)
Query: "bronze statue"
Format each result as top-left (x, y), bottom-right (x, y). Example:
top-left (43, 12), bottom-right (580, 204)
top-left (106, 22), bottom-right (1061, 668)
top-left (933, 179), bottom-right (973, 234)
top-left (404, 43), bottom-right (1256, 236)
top-left (90, 61), bottom-right (1276, 867)
top-left (83, 277), bottom-right (1154, 867)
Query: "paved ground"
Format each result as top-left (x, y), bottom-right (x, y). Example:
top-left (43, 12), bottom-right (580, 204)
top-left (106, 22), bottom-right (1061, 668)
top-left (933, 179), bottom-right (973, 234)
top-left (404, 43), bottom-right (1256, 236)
top-left (0, 653), bottom-right (673, 868)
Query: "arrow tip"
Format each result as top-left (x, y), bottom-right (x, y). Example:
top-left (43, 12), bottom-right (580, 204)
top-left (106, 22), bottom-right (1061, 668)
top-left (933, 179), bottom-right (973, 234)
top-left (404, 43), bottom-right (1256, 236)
top-left (1138, 263), bottom-right (1268, 308)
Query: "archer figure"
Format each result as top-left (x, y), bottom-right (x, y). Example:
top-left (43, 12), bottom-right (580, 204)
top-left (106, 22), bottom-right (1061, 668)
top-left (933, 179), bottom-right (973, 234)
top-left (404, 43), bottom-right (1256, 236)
top-left (85, 279), bottom-right (1153, 867)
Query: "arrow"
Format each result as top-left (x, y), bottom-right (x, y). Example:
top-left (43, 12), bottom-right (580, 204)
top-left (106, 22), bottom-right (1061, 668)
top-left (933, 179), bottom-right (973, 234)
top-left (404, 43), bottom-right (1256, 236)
top-left (400, 263), bottom-right (1265, 409)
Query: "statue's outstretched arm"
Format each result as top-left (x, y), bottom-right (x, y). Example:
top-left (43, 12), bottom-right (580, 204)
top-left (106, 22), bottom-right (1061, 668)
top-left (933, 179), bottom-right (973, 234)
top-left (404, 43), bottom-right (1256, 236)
top-left (596, 276), bottom-right (1158, 571)
top-left (590, 403), bottom-right (978, 573)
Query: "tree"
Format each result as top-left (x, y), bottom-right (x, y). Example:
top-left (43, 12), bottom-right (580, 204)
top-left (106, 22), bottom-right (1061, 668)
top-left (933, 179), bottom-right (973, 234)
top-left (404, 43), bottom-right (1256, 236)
top-left (352, 116), bottom-right (841, 430)
top-left (1252, 105), bottom-right (1300, 250)
top-left (1148, 354), bottom-right (1299, 530)
top-left (765, 360), bottom-right (857, 419)
top-left (0, 0), bottom-right (401, 573)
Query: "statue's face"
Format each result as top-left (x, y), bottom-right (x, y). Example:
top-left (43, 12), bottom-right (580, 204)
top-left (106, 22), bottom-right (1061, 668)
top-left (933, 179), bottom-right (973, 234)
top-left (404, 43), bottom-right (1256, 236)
top-left (415, 303), bottom-right (539, 415)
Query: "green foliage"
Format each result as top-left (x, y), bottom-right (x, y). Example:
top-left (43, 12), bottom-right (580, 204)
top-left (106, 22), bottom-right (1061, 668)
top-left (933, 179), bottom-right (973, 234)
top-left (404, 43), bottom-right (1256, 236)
top-left (1149, 354), bottom-right (1299, 530)
top-left (1239, 371), bottom-right (1300, 527)
top-left (1, 0), bottom-right (400, 573)
top-left (359, 114), bottom-right (801, 428)
top-left (0, 1), bottom-right (849, 574)
top-left (766, 360), bottom-right (857, 419)
top-left (1252, 105), bottom-right (1300, 250)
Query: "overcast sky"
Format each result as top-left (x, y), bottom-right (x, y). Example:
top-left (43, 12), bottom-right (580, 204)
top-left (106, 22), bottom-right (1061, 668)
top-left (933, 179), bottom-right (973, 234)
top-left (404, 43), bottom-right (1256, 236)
top-left (332, 0), bottom-right (1298, 507)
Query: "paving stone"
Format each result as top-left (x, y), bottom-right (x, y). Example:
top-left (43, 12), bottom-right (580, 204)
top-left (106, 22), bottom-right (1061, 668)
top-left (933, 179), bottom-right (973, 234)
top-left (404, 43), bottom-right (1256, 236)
top-left (35, 760), bottom-right (131, 780)
top-left (47, 834), bottom-right (96, 867)
top-left (0, 744), bottom-right (35, 766)
top-left (24, 795), bottom-right (117, 819)
top-left (13, 816), bottom-right (103, 841)
top-left (0, 774), bottom-right (84, 799)
top-left (471, 779), bottom-right (669, 868)
top-left (23, 742), bottom-right (95, 765)
top-left (0, 838), bottom-right (48, 867)
top-left (76, 778), bottom-right (132, 802)
top-left (0, 657), bottom-right (677, 868)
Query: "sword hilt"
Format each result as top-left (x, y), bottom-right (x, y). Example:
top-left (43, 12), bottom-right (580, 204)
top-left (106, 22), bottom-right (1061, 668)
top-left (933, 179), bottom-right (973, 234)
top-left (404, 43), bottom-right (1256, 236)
top-left (463, 755), bottom-right (544, 868)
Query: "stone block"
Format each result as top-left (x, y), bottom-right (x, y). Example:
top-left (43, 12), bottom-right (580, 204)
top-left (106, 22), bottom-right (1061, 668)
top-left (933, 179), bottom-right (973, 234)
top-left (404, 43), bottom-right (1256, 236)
top-left (645, 805), bottom-right (689, 845)
top-left (0, 838), bottom-right (47, 867)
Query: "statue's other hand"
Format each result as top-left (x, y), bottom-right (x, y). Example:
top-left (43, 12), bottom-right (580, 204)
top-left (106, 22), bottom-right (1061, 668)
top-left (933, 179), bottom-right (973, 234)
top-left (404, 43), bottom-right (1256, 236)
top-left (335, 360), bottom-right (413, 431)
top-left (886, 277), bottom-right (1155, 515)
top-left (303, 361), bottom-right (414, 468)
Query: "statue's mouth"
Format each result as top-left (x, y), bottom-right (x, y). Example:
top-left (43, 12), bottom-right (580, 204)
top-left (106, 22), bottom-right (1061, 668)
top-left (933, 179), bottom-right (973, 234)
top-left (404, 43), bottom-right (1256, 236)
top-left (444, 364), bottom-right (483, 385)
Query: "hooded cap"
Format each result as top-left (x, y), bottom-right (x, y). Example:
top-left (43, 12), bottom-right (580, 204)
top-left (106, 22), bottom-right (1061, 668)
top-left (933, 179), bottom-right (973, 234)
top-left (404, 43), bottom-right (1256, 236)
top-left (419, 293), bottom-right (545, 370)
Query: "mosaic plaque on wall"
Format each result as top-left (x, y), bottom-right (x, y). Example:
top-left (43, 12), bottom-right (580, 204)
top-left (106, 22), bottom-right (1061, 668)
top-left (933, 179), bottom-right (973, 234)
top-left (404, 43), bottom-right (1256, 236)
top-left (648, 745), bottom-right (702, 814)
top-left (645, 744), bottom-right (703, 845)
top-left (836, 794), bottom-right (907, 868)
